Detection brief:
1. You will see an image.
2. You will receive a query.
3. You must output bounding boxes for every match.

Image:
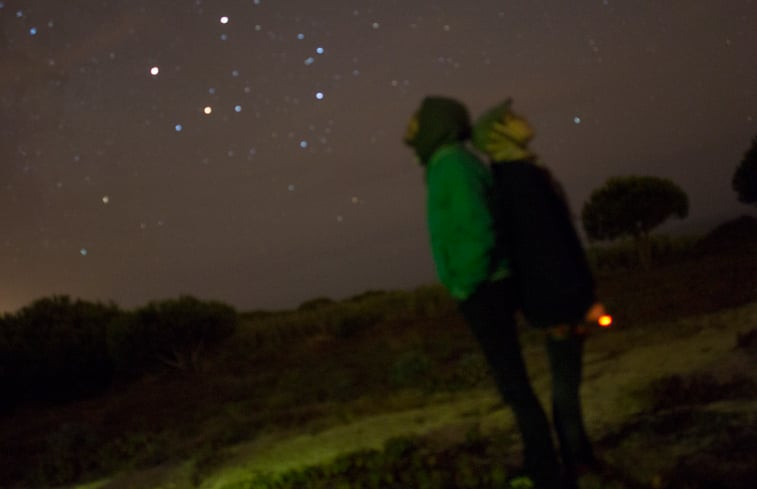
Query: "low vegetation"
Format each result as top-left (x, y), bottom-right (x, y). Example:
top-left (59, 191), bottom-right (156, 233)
top-left (0, 216), bottom-right (755, 488)
top-left (0, 296), bottom-right (237, 409)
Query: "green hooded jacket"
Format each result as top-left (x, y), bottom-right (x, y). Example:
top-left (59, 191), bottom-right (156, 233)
top-left (407, 97), bottom-right (509, 300)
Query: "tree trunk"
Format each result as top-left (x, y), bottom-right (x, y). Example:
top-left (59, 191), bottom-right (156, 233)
top-left (635, 233), bottom-right (652, 270)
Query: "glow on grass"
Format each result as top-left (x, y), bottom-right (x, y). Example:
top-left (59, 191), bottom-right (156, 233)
top-left (199, 392), bottom-right (497, 488)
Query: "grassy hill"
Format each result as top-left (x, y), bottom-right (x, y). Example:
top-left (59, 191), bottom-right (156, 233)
top-left (1, 216), bottom-right (756, 489)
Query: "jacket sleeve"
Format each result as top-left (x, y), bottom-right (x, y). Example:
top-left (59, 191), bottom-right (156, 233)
top-left (427, 153), bottom-right (495, 300)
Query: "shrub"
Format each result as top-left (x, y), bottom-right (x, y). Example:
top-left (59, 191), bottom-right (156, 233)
top-left (0, 296), bottom-right (120, 405)
top-left (407, 285), bottom-right (456, 318)
top-left (238, 285), bottom-right (456, 352)
top-left (107, 296), bottom-right (237, 377)
top-left (34, 422), bottom-right (102, 486)
top-left (389, 350), bottom-right (432, 389)
top-left (586, 234), bottom-right (696, 272)
top-left (452, 352), bottom-right (489, 389)
top-left (646, 372), bottom-right (757, 412)
top-left (297, 297), bottom-right (336, 311)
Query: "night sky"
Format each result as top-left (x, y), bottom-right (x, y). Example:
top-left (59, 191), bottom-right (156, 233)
top-left (2, 0), bottom-right (756, 313)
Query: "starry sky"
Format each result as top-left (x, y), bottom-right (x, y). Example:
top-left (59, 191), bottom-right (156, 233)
top-left (1, 0), bottom-right (756, 313)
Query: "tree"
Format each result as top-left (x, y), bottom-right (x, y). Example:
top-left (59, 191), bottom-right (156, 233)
top-left (581, 176), bottom-right (689, 268)
top-left (732, 135), bottom-right (757, 205)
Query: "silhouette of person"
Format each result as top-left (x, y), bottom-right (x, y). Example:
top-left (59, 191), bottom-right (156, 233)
top-left (471, 98), bottom-right (606, 489)
top-left (404, 96), bottom-right (604, 489)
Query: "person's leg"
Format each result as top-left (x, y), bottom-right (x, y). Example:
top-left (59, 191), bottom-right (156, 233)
top-left (546, 329), bottom-right (595, 479)
top-left (460, 280), bottom-right (561, 488)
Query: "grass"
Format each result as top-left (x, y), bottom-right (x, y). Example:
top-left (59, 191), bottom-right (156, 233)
top-left (1, 221), bottom-right (756, 488)
top-left (188, 301), bottom-right (757, 489)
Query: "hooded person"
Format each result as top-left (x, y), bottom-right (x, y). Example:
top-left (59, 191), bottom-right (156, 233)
top-left (404, 96), bottom-right (565, 489)
top-left (472, 98), bottom-right (599, 328)
top-left (472, 99), bottom-right (605, 487)
top-left (404, 96), bottom-right (509, 301)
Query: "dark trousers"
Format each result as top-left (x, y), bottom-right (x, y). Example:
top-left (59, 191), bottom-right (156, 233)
top-left (459, 279), bottom-right (594, 487)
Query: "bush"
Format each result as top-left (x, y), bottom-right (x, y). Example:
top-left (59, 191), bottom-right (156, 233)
top-left (586, 234), bottom-right (696, 272)
top-left (646, 372), bottom-right (757, 412)
top-left (297, 297), bottom-right (336, 311)
top-left (241, 286), bottom-right (457, 351)
top-left (407, 285), bottom-right (456, 318)
top-left (34, 422), bottom-right (102, 486)
top-left (389, 350), bottom-right (432, 389)
top-left (0, 296), bottom-right (120, 405)
top-left (452, 352), bottom-right (489, 389)
top-left (107, 296), bottom-right (238, 376)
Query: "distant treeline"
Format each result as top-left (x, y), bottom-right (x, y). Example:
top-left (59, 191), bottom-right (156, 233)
top-left (0, 285), bottom-right (461, 411)
top-left (0, 233), bottom-right (699, 411)
top-left (0, 295), bottom-right (237, 409)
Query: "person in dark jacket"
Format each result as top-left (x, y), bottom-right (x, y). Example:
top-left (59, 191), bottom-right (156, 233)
top-left (405, 96), bottom-right (567, 489)
top-left (472, 98), bottom-right (605, 489)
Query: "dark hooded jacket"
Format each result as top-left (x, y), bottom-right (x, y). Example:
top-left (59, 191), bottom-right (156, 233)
top-left (490, 161), bottom-right (596, 327)
top-left (472, 101), bottom-right (596, 327)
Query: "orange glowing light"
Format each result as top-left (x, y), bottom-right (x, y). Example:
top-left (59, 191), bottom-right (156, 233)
top-left (598, 315), bottom-right (613, 328)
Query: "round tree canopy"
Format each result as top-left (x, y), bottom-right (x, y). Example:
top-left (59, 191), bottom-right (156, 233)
top-left (581, 175), bottom-right (689, 242)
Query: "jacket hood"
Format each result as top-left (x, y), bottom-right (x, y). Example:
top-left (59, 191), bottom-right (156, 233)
top-left (472, 99), bottom-right (536, 162)
top-left (405, 96), bottom-right (471, 165)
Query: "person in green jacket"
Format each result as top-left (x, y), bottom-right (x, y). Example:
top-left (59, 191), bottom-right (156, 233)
top-left (404, 96), bottom-right (509, 300)
top-left (404, 96), bottom-right (565, 489)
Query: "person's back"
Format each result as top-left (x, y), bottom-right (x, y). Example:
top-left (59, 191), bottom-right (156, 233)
top-left (491, 160), bottom-right (596, 328)
top-left (473, 99), bottom-right (603, 488)
top-left (473, 98), bottom-right (596, 328)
